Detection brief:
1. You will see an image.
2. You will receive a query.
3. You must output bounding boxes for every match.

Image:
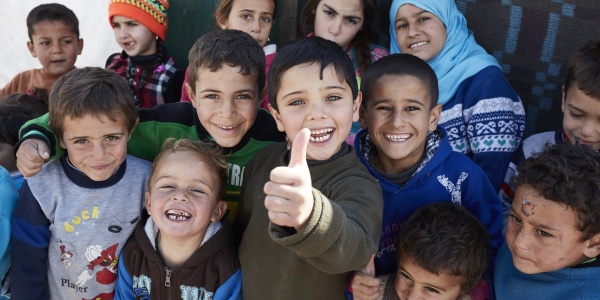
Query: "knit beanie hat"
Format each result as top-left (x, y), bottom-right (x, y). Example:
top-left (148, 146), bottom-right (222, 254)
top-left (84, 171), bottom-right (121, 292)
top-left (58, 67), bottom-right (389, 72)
top-left (108, 0), bottom-right (169, 41)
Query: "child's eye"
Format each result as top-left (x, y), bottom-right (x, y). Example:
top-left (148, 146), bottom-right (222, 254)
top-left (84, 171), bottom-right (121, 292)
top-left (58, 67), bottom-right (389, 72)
top-left (74, 139), bottom-right (88, 145)
top-left (425, 286), bottom-right (440, 294)
top-left (205, 94), bottom-right (219, 100)
top-left (399, 271), bottom-right (412, 281)
top-left (405, 106), bottom-right (420, 112)
top-left (509, 213), bottom-right (522, 225)
top-left (191, 188), bottom-right (206, 194)
top-left (418, 17), bottom-right (430, 22)
top-left (241, 14), bottom-right (252, 20)
top-left (160, 184), bottom-right (175, 189)
top-left (345, 18), bottom-right (358, 25)
top-left (289, 99), bottom-right (304, 106)
top-left (536, 229), bottom-right (553, 238)
top-left (375, 106), bottom-right (392, 111)
top-left (40, 41), bottom-right (50, 46)
top-left (62, 39), bottom-right (73, 44)
top-left (106, 136), bottom-right (120, 142)
top-left (261, 16), bottom-right (272, 23)
top-left (236, 94), bottom-right (252, 100)
top-left (396, 23), bottom-right (408, 30)
top-left (323, 9), bottom-right (334, 16)
top-left (112, 23), bottom-right (120, 28)
top-left (570, 111), bottom-right (583, 118)
top-left (326, 95), bottom-right (341, 102)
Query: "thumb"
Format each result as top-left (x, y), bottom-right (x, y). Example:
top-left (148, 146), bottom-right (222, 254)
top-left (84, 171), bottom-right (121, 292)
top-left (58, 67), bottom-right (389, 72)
top-left (37, 141), bottom-right (50, 159)
top-left (363, 254), bottom-right (376, 277)
top-left (288, 128), bottom-right (310, 168)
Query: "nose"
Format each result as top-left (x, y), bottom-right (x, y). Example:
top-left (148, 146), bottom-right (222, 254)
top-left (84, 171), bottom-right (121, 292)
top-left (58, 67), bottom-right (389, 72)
top-left (512, 227), bottom-right (529, 250)
top-left (171, 189), bottom-right (188, 202)
top-left (408, 23), bottom-right (420, 37)
top-left (580, 119), bottom-right (596, 139)
top-left (329, 19), bottom-right (342, 36)
top-left (51, 42), bottom-right (63, 54)
top-left (91, 143), bottom-right (106, 160)
top-left (220, 100), bottom-right (236, 118)
top-left (307, 101), bottom-right (327, 120)
top-left (118, 27), bottom-right (129, 39)
top-left (391, 111), bottom-right (406, 128)
top-left (250, 18), bottom-right (261, 33)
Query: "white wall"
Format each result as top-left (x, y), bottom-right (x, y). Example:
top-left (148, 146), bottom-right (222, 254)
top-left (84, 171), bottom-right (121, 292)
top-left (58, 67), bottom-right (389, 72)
top-left (0, 0), bottom-right (122, 86)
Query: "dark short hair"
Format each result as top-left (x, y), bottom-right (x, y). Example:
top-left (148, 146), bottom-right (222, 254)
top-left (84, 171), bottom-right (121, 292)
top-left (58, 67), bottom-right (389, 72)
top-left (0, 89), bottom-right (48, 145)
top-left (300, 0), bottom-right (376, 74)
top-left (398, 202), bottom-right (490, 292)
top-left (27, 3), bottom-right (80, 40)
top-left (215, 0), bottom-right (278, 27)
top-left (49, 67), bottom-right (137, 141)
top-left (187, 30), bottom-right (265, 97)
top-left (516, 142), bottom-right (600, 241)
top-left (361, 53), bottom-right (438, 108)
top-left (564, 40), bottom-right (600, 100)
top-left (268, 36), bottom-right (358, 111)
top-left (149, 138), bottom-right (229, 202)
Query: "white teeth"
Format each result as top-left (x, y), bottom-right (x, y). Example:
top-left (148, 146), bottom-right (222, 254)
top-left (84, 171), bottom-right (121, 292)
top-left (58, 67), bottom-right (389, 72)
top-left (385, 134), bottom-right (410, 142)
top-left (166, 210), bottom-right (191, 221)
top-left (410, 41), bottom-right (427, 48)
top-left (310, 128), bottom-right (333, 135)
top-left (310, 133), bottom-right (332, 143)
top-left (217, 124), bottom-right (239, 130)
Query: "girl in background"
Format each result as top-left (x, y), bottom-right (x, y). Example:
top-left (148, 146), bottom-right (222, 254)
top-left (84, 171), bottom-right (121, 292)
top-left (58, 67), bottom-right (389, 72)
top-left (107, 0), bottom-right (184, 108)
top-left (389, 0), bottom-right (525, 192)
top-left (180, 0), bottom-right (278, 109)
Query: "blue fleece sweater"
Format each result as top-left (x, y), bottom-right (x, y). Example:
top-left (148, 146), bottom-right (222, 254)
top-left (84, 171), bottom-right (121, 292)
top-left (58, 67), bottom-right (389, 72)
top-left (495, 243), bottom-right (600, 299)
top-left (355, 128), bottom-right (504, 276)
top-left (0, 167), bottom-right (18, 299)
top-left (439, 66), bottom-right (525, 192)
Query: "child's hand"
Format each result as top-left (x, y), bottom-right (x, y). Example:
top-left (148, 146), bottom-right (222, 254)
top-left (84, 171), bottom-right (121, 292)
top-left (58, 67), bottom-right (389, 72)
top-left (351, 254), bottom-right (381, 300)
top-left (16, 138), bottom-right (49, 177)
top-left (264, 128), bottom-right (313, 231)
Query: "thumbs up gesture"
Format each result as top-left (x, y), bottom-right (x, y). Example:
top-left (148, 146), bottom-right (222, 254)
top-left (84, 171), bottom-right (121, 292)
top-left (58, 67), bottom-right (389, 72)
top-left (263, 128), bottom-right (313, 230)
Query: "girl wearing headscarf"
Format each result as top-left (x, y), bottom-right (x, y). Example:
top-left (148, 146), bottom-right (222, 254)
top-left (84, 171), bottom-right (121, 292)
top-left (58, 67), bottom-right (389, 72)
top-left (388, 0), bottom-right (525, 192)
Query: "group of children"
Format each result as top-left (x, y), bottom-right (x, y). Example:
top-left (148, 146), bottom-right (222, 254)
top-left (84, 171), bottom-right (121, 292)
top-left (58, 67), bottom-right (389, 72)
top-left (0, 0), bottom-right (599, 299)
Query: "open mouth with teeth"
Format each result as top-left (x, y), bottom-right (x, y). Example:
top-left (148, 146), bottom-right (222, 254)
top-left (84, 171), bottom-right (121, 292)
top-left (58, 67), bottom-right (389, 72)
top-left (386, 133), bottom-right (411, 142)
top-left (216, 124), bottom-right (240, 130)
top-left (310, 128), bottom-right (334, 143)
top-left (165, 209), bottom-right (192, 221)
top-left (409, 41), bottom-right (427, 49)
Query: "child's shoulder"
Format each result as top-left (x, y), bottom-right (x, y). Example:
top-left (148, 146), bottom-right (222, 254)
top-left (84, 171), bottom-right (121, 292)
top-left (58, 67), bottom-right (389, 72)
top-left (521, 130), bottom-right (561, 159)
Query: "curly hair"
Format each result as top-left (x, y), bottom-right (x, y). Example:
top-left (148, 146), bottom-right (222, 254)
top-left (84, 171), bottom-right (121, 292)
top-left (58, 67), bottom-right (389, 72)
top-left (397, 202), bottom-right (490, 292)
top-left (516, 142), bottom-right (600, 241)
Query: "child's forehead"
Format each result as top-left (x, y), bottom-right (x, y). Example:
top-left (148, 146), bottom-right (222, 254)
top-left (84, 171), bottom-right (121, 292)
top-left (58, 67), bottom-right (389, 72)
top-left (282, 62), bottom-right (347, 85)
top-left (31, 20), bottom-right (77, 37)
top-left (513, 186), bottom-right (580, 228)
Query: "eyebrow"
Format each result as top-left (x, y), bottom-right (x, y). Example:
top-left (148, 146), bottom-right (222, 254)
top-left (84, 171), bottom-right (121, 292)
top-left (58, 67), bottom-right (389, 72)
top-left (281, 85), bottom-right (347, 100)
top-left (398, 267), bottom-right (447, 292)
top-left (371, 98), bottom-right (427, 106)
top-left (510, 207), bottom-right (561, 231)
top-left (155, 175), bottom-right (214, 190)
top-left (323, 4), bottom-right (362, 21)
top-left (395, 9), bottom-right (428, 24)
top-left (199, 89), bottom-right (256, 94)
top-left (67, 132), bottom-right (124, 141)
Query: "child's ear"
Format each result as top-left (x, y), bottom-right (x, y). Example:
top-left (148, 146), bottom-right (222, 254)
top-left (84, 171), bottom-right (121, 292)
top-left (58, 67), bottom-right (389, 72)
top-left (211, 201), bottom-right (228, 222)
top-left (428, 104), bottom-right (442, 131)
top-left (359, 105), bottom-right (368, 129)
top-left (185, 83), bottom-right (196, 105)
top-left (27, 41), bottom-right (37, 58)
top-left (583, 233), bottom-right (600, 258)
top-left (561, 85), bottom-right (567, 113)
top-left (77, 38), bottom-right (84, 55)
top-left (145, 192), bottom-right (152, 213)
top-left (215, 14), bottom-right (228, 30)
top-left (352, 92), bottom-right (362, 123)
top-left (268, 103), bottom-right (286, 133)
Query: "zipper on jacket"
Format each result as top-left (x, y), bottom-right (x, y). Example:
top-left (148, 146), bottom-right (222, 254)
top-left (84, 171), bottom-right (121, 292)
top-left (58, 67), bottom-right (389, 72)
top-left (165, 268), bottom-right (172, 287)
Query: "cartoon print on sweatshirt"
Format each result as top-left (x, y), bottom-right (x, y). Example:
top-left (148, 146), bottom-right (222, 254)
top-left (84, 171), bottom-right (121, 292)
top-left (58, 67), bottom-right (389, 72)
top-left (76, 243), bottom-right (120, 287)
top-left (57, 239), bottom-right (76, 267)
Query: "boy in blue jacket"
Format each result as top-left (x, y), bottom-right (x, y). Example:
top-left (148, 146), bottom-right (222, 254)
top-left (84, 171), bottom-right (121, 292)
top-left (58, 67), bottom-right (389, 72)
top-left (495, 143), bottom-right (600, 299)
top-left (350, 54), bottom-right (503, 299)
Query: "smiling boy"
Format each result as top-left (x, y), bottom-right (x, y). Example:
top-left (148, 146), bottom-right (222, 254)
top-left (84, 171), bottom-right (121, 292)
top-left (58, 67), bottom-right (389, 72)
top-left (0, 3), bottom-right (83, 98)
top-left (11, 67), bottom-right (151, 299)
top-left (237, 36), bottom-right (383, 300)
top-left (495, 143), bottom-right (600, 299)
top-left (15, 30), bottom-right (285, 224)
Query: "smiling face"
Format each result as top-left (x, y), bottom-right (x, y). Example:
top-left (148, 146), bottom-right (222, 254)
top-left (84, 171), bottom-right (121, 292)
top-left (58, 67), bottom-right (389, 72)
top-left (217, 0), bottom-right (275, 47)
top-left (146, 150), bottom-right (226, 243)
top-left (562, 85), bottom-right (600, 150)
top-left (270, 63), bottom-right (360, 160)
top-left (27, 20), bottom-right (83, 77)
top-left (111, 15), bottom-right (157, 57)
top-left (186, 64), bottom-right (260, 148)
top-left (394, 4), bottom-right (446, 62)
top-left (59, 114), bottom-right (131, 181)
top-left (505, 185), bottom-right (598, 274)
top-left (394, 254), bottom-right (463, 300)
top-left (361, 74), bottom-right (440, 174)
top-left (313, 0), bottom-right (364, 50)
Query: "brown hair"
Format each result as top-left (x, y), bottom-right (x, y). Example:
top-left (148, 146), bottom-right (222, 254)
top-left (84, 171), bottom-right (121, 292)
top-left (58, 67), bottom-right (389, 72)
top-left (49, 67), bottom-right (137, 141)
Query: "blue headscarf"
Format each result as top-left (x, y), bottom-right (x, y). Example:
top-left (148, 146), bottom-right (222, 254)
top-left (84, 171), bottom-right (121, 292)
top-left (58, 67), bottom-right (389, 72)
top-left (389, 0), bottom-right (499, 105)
